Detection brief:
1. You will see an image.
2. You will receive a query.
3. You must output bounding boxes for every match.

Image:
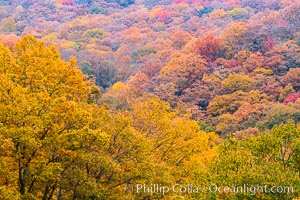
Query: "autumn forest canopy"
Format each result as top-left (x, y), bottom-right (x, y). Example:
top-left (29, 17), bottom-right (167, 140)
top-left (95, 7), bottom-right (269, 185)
top-left (0, 0), bottom-right (299, 199)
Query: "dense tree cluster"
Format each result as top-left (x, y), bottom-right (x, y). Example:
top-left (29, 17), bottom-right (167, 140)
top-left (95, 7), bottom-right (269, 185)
top-left (0, 37), bottom-right (216, 199)
top-left (0, 36), bottom-right (299, 200)
top-left (0, 0), bottom-right (299, 199)
top-left (0, 1), bottom-right (298, 135)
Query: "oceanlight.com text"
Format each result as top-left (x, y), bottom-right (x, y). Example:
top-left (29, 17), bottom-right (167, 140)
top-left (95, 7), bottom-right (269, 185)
top-left (125, 183), bottom-right (294, 196)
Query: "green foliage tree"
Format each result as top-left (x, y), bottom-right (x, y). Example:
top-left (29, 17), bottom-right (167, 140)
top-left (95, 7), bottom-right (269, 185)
top-left (257, 103), bottom-right (300, 130)
top-left (83, 28), bottom-right (105, 39)
top-left (199, 120), bottom-right (300, 199)
top-left (222, 73), bottom-right (253, 93)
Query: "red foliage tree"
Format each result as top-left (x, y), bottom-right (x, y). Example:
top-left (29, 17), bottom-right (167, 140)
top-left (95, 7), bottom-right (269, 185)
top-left (263, 36), bottom-right (275, 52)
top-left (284, 93), bottom-right (300, 105)
top-left (195, 34), bottom-right (224, 62)
top-left (62, 0), bottom-right (74, 5)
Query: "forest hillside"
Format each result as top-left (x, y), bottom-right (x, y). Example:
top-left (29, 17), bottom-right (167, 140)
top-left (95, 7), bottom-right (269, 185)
top-left (0, 0), bottom-right (299, 199)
